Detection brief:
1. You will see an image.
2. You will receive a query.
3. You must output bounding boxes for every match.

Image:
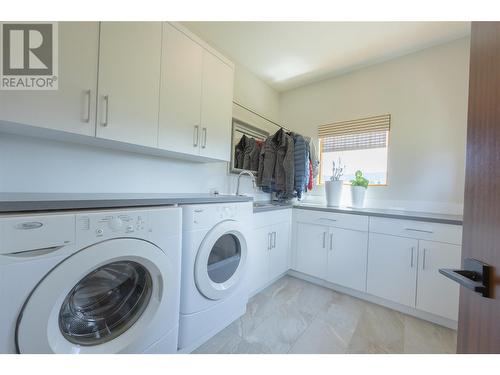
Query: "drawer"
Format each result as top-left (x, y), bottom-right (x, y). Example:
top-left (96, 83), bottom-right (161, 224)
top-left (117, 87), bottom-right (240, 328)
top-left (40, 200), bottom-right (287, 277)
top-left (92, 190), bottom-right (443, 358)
top-left (369, 217), bottom-right (462, 245)
top-left (293, 208), bottom-right (368, 232)
top-left (253, 208), bottom-right (292, 229)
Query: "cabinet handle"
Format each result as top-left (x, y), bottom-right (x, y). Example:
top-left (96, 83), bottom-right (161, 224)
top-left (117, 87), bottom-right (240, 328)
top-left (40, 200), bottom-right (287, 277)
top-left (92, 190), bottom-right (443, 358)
top-left (268, 232), bottom-right (272, 250)
top-left (322, 232), bottom-right (326, 248)
top-left (329, 233), bottom-right (333, 251)
top-left (317, 218), bottom-right (337, 222)
top-left (422, 248), bottom-right (427, 270)
top-left (273, 231), bottom-right (277, 248)
top-left (84, 89), bottom-right (91, 123)
top-left (410, 247), bottom-right (415, 268)
top-left (193, 125), bottom-right (199, 147)
top-left (101, 95), bottom-right (109, 127)
top-left (201, 127), bottom-right (207, 149)
top-left (405, 228), bottom-right (434, 234)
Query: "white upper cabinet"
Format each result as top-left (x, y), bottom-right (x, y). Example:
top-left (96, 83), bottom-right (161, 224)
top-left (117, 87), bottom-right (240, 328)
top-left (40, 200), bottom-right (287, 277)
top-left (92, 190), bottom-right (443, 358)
top-left (416, 241), bottom-right (461, 320)
top-left (96, 22), bottom-right (161, 147)
top-left (199, 50), bottom-right (234, 161)
top-left (367, 233), bottom-right (419, 307)
top-left (158, 23), bottom-right (203, 156)
top-left (0, 22), bottom-right (99, 136)
top-left (327, 227), bottom-right (368, 292)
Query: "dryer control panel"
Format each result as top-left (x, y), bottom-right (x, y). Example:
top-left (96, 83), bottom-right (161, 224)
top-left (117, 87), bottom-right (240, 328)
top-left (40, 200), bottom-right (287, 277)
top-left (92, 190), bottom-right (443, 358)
top-left (76, 210), bottom-right (150, 245)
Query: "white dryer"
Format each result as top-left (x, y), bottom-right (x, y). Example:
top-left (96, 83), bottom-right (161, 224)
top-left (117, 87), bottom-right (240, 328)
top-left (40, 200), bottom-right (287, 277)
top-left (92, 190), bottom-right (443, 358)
top-left (0, 206), bottom-right (182, 354)
top-left (178, 202), bottom-right (252, 352)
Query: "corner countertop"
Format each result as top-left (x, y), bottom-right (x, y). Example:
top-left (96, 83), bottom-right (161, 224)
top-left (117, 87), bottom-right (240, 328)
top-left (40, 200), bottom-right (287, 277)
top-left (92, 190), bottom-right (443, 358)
top-left (0, 193), bottom-right (253, 213)
top-left (294, 203), bottom-right (463, 225)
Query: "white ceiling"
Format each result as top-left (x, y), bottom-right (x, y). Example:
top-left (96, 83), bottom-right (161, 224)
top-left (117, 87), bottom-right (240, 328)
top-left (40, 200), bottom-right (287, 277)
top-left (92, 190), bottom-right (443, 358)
top-left (183, 22), bottom-right (470, 92)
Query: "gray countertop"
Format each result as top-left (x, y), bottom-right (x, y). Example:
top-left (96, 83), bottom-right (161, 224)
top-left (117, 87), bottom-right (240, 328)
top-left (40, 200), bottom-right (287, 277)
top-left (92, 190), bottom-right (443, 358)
top-left (294, 203), bottom-right (463, 225)
top-left (0, 193), bottom-right (253, 213)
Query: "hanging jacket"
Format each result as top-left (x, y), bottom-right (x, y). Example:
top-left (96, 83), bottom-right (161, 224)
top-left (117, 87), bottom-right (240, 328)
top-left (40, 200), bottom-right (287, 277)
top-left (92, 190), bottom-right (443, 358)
top-left (305, 136), bottom-right (319, 179)
top-left (292, 133), bottom-right (308, 199)
top-left (234, 135), bottom-right (248, 169)
top-left (257, 128), bottom-right (294, 198)
top-left (242, 137), bottom-right (260, 171)
top-left (308, 160), bottom-right (313, 190)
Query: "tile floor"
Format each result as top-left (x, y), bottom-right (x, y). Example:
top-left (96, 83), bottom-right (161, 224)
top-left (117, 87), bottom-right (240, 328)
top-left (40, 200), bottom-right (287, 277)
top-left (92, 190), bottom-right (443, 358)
top-left (193, 276), bottom-right (457, 354)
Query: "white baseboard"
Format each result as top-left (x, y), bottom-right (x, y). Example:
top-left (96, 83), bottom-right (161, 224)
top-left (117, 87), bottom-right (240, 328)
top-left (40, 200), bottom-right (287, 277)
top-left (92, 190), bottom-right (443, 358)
top-left (287, 270), bottom-right (458, 330)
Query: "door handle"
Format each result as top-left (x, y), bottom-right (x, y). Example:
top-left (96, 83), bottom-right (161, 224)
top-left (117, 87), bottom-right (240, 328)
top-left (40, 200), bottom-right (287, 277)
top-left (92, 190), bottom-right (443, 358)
top-left (329, 233), bottom-right (333, 251)
top-left (101, 95), bottom-right (109, 127)
top-left (201, 127), bottom-right (207, 149)
top-left (83, 89), bottom-right (91, 123)
top-left (193, 125), bottom-right (199, 147)
top-left (439, 258), bottom-right (492, 298)
top-left (322, 232), bottom-right (326, 248)
top-left (410, 247), bottom-right (415, 268)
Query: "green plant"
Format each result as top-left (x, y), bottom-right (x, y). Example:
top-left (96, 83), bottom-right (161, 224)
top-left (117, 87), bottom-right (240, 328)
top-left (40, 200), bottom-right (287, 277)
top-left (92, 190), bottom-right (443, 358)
top-left (351, 170), bottom-right (369, 188)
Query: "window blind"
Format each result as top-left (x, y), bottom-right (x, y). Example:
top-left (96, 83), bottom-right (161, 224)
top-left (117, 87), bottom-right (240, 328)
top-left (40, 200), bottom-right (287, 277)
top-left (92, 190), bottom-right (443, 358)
top-left (319, 114), bottom-right (390, 152)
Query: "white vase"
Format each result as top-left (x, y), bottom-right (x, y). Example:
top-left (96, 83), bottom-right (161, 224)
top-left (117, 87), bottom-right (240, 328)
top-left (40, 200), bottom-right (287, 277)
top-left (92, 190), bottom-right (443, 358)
top-left (351, 186), bottom-right (367, 208)
top-left (325, 180), bottom-right (343, 207)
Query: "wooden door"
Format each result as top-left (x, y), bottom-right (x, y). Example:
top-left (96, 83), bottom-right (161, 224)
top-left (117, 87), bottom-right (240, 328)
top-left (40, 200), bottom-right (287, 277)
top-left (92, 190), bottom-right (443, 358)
top-left (96, 22), bottom-right (161, 147)
top-left (158, 23), bottom-right (203, 156)
top-left (458, 22), bottom-right (500, 353)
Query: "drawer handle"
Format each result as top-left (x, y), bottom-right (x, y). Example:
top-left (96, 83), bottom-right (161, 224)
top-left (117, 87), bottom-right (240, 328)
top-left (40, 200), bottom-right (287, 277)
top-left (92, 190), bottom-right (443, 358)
top-left (317, 218), bottom-right (337, 222)
top-left (404, 228), bottom-right (434, 234)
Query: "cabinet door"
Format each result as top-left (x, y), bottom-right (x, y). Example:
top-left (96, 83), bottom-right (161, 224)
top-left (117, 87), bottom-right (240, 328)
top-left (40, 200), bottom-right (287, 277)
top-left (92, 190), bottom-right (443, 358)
top-left (367, 233), bottom-right (418, 307)
top-left (416, 241), bottom-right (461, 320)
top-left (327, 228), bottom-right (368, 292)
top-left (293, 222), bottom-right (328, 279)
top-left (0, 22), bottom-right (99, 136)
top-left (269, 221), bottom-right (291, 280)
top-left (158, 23), bottom-right (202, 156)
top-left (199, 50), bottom-right (233, 161)
top-left (247, 227), bottom-right (271, 295)
top-left (96, 22), bottom-right (161, 147)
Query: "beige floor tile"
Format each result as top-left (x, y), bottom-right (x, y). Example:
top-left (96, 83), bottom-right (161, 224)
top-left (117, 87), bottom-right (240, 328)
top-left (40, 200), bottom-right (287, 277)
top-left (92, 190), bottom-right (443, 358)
top-left (403, 315), bottom-right (457, 354)
top-left (288, 318), bottom-right (349, 354)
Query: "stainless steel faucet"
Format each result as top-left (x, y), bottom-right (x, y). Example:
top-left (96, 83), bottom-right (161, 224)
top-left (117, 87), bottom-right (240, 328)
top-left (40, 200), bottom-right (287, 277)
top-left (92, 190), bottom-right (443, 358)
top-left (236, 170), bottom-right (256, 196)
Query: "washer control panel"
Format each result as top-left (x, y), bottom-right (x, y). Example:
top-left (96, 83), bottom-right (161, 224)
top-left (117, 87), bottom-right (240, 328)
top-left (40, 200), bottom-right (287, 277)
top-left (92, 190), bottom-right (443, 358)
top-left (76, 211), bottom-right (149, 242)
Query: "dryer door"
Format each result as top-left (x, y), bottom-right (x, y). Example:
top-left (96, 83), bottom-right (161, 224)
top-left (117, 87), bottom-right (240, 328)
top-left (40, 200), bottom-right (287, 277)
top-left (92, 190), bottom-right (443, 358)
top-left (16, 238), bottom-right (174, 354)
top-left (194, 220), bottom-right (248, 300)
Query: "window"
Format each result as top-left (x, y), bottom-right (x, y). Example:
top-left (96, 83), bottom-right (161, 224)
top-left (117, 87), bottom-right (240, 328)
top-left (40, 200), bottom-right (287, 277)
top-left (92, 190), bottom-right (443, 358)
top-left (319, 114), bottom-right (390, 185)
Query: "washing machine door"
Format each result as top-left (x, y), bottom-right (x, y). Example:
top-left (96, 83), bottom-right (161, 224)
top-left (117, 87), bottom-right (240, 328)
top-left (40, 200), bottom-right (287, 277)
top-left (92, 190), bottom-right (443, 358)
top-left (16, 238), bottom-right (173, 354)
top-left (194, 220), bottom-right (248, 300)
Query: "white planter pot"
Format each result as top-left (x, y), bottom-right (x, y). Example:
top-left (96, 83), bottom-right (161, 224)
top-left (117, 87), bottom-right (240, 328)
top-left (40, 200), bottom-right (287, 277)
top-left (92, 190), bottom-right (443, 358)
top-left (351, 186), bottom-right (367, 208)
top-left (325, 180), bottom-right (343, 207)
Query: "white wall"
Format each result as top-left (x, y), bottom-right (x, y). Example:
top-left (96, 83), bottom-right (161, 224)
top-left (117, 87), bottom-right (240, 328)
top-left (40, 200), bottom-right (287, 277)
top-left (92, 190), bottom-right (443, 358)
top-left (0, 63), bottom-right (280, 199)
top-left (280, 38), bottom-right (470, 214)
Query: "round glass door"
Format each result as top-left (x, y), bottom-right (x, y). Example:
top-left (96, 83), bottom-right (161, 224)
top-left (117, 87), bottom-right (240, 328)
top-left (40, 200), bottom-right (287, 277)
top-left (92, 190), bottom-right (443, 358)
top-left (58, 261), bottom-right (152, 346)
top-left (207, 234), bottom-right (241, 284)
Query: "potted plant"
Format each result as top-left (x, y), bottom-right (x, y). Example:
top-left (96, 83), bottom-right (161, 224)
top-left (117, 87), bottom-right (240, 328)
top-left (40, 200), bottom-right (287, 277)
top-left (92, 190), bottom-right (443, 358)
top-left (350, 170), bottom-right (369, 208)
top-left (325, 159), bottom-right (344, 207)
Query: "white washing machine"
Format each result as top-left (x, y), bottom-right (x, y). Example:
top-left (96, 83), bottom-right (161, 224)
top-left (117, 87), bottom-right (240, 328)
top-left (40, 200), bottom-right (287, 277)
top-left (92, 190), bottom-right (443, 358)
top-left (0, 206), bottom-right (182, 354)
top-left (178, 202), bottom-right (252, 352)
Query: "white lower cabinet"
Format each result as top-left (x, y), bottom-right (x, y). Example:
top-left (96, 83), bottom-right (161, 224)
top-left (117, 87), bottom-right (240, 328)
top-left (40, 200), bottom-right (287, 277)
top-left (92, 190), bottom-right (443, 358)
top-left (367, 233), bottom-right (419, 307)
top-left (248, 211), bottom-right (291, 295)
top-left (294, 222), bottom-right (328, 280)
top-left (327, 228), bottom-right (368, 292)
top-left (416, 241), bottom-right (461, 320)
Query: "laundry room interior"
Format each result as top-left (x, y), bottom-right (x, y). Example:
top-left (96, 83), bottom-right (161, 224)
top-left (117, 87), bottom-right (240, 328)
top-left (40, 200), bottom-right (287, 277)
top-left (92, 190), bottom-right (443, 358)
top-left (1, 1), bottom-right (500, 370)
